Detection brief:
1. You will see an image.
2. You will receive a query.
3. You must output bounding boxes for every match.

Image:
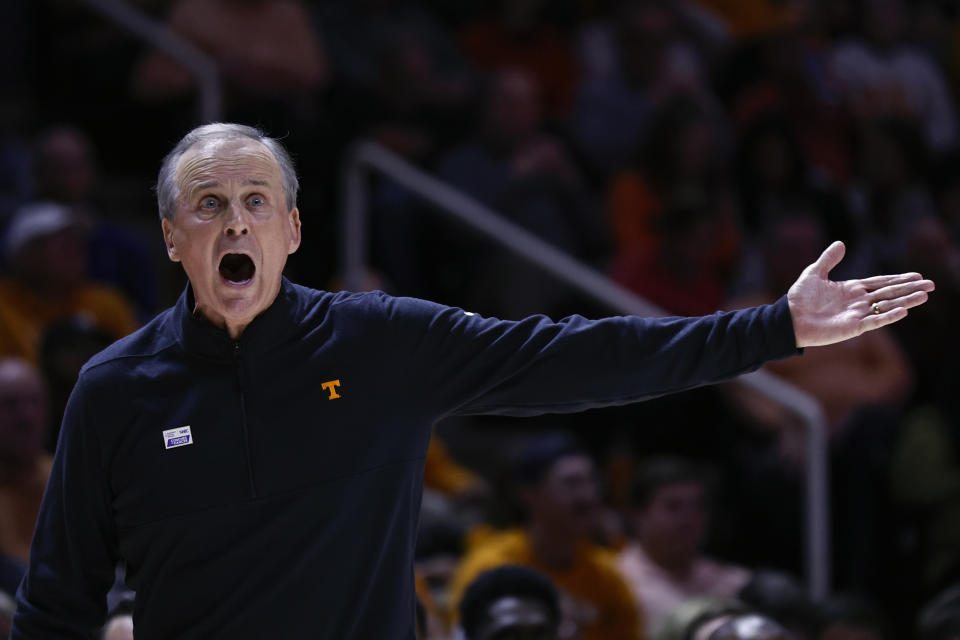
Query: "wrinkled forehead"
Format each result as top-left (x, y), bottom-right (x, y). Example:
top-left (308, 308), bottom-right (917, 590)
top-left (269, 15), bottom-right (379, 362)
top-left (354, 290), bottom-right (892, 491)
top-left (174, 138), bottom-right (282, 200)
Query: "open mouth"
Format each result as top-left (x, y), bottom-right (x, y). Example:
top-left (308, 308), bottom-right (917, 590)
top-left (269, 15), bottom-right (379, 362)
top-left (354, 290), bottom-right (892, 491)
top-left (219, 253), bottom-right (255, 284)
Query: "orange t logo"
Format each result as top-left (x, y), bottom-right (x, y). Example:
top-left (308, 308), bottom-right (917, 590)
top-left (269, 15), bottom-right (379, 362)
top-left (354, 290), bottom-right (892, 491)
top-left (321, 379), bottom-right (342, 400)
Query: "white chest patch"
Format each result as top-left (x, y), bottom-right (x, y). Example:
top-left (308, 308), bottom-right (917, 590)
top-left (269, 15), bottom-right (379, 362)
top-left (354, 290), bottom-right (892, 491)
top-left (162, 426), bottom-right (194, 450)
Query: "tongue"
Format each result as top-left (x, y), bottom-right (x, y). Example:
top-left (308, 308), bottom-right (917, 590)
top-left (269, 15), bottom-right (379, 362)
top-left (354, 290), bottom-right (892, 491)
top-left (219, 254), bottom-right (255, 282)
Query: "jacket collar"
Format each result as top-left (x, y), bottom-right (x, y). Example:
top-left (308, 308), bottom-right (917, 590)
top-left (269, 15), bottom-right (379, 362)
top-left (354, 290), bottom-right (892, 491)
top-left (172, 276), bottom-right (301, 360)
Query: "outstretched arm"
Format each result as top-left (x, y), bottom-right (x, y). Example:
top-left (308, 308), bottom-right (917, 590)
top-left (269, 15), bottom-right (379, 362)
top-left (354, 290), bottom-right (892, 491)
top-left (788, 241), bottom-right (935, 348)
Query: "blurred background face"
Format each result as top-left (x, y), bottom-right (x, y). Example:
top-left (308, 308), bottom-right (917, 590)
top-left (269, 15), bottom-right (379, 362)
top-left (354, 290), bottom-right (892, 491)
top-left (17, 228), bottom-right (87, 292)
top-left (526, 455), bottom-right (600, 537)
top-left (635, 480), bottom-right (707, 563)
top-left (0, 359), bottom-right (47, 460)
top-left (487, 71), bottom-right (541, 147)
top-left (476, 596), bottom-right (557, 640)
top-left (36, 127), bottom-right (96, 204)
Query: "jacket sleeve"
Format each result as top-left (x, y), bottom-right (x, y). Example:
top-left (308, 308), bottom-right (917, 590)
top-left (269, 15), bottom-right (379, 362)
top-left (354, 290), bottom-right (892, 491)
top-left (370, 293), bottom-right (801, 419)
top-left (11, 377), bottom-right (118, 638)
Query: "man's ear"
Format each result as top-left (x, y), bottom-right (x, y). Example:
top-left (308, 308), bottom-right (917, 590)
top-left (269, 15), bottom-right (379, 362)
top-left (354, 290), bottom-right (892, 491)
top-left (161, 218), bottom-right (180, 262)
top-left (287, 207), bottom-right (302, 255)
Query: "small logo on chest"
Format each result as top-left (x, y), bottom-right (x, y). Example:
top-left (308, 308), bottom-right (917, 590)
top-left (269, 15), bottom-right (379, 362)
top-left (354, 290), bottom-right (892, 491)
top-left (162, 426), bottom-right (194, 450)
top-left (321, 379), bottom-right (342, 400)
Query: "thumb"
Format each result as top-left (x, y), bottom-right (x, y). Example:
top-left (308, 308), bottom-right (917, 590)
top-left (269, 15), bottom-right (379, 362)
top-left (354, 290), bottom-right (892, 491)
top-left (808, 241), bottom-right (846, 278)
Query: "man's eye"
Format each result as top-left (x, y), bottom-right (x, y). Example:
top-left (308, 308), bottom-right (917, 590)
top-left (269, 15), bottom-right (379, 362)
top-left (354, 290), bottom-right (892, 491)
top-left (201, 197), bottom-right (218, 209)
top-left (248, 195), bottom-right (264, 207)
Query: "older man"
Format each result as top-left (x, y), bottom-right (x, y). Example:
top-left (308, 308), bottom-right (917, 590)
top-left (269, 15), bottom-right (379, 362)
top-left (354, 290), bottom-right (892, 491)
top-left (11, 123), bottom-right (934, 639)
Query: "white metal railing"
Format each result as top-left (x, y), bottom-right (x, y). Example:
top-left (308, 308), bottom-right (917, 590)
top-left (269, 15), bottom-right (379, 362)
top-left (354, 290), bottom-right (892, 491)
top-left (77, 0), bottom-right (222, 124)
top-left (341, 140), bottom-right (831, 600)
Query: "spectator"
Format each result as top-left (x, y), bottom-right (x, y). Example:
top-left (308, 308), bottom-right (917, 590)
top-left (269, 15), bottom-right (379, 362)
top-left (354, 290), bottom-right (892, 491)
top-left (814, 594), bottom-right (887, 640)
top-left (890, 401), bottom-right (960, 595)
top-left (738, 570), bottom-right (817, 640)
top-left (691, 613), bottom-right (793, 640)
top-left (918, 584), bottom-right (960, 640)
top-left (448, 433), bottom-right (646, 640)
top-left (459, 0), bottom-right (579, 118)
top-left (605, 94), bottom-right (738, 292)
top-left (0, 202), bottom-right (138, 363)
top-left (0, 358), bottom-right (52, 564)
top-left (38, 318), bottom-right (115, 453)
top-left (317, 0), bottom-right (471, 109)
top-left (327, 0), bottom-right (478, 163)
top-left (33, 125), bottom-right (160, 321)
top-left (0, 97), bottom-right (32, 222)
top-left (611, 196), bottom-right (728, 316)
top-left (135, 0), bottom-right (328, 104)
top-left (459, 565), bottom-right (562, 640)
top-left (618, 457), bottom-right (750, 637)
top-left (416, 518), bottom-right (468, 636)
top-left (847, 119), bottom-right (938, 275)
top-left (735, 117), bottom-right (814, 235)
top-left (829, 0), bottom-right (958, 150)
top-left (691, 0), bottom-right (802, 39)
top-left (436, 69), bottom-right (607, 318)
top-left (655, 597), bottom-right (791, 640)
top-left (424, 434), bottom-right (489, 503)
top-left (573, 0), bottom-right (721, 177)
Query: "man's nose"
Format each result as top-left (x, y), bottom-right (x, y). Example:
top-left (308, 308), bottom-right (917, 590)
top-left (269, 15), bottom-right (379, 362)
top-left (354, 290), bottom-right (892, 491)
top-left (224, 202), bottom-right (250, 236)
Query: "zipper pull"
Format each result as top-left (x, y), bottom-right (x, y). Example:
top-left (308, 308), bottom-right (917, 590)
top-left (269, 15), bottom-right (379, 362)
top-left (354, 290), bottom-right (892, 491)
top-left (233, 342), bottom-right (245, 389)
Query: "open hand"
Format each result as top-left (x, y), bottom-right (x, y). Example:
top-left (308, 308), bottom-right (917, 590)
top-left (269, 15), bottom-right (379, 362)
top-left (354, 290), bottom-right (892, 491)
top-left (788, 241), bottom-right (935, 348)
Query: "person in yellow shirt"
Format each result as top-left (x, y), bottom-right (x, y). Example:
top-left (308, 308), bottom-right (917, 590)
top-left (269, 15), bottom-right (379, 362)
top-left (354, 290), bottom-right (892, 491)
top-left (0, 359), bottom-right (53, 565)
top-left (0, 202), bottom-right (138, 364)
top-left (449, 433), bottom-right (646, 640)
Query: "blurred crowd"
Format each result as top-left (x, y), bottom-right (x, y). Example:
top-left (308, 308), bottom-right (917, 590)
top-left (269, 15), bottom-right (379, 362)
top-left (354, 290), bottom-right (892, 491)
top-left (3, 0), bottom-right (960, 637)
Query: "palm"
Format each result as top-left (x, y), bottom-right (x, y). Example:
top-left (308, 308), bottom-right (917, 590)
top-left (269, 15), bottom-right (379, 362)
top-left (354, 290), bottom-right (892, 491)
top-left (787, 241), bottom-right (935, 348)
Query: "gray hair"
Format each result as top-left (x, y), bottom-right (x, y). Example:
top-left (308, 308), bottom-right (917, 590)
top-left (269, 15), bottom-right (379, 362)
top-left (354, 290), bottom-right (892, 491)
top-left (155, 123), bottom-right (299, 221)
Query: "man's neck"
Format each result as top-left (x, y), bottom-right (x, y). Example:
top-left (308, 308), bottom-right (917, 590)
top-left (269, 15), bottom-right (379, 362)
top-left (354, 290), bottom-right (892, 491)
top-left (193, 302), bottom-right (251, 340)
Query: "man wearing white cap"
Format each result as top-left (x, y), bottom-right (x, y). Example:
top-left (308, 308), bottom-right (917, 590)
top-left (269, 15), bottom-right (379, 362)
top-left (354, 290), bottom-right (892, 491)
top-left (0, 201), bottom-right (137, 363)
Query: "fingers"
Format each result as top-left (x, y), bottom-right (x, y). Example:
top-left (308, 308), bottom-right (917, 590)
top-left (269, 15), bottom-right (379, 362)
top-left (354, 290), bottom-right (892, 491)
top-left (869, 279), bottom-right (936, 302)
top-left (809, 241), bottom-right (846, 277)
top-left (876, 290), bottom-right (931, 313)
top-left (861, 306), bottom-right (910, 332)
top-left (857, 272), bottom-right (923, 290)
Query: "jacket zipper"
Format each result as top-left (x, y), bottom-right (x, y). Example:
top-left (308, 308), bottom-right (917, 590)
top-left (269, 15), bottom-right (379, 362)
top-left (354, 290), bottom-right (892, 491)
top-left (234, 341), bottom-right (257, 498)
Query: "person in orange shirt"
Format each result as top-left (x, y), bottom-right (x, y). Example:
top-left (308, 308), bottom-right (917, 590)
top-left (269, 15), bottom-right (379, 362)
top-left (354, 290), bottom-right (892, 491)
top-left (448, 433), bottom-right (646, 640)
top-left (0, 358), bottom-right (53, 565)
top-left (0, 202), bottom-right (138, 364)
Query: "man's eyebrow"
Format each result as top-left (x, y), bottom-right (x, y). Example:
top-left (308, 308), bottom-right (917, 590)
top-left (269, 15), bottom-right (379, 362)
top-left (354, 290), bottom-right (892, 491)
top-left (246, 179), bottom-right (270, 187)
top-left (190, 180), bottom-right (221, 193)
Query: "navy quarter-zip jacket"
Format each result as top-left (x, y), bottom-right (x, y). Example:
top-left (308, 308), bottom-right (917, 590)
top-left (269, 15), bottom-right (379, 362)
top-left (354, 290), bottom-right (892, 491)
top-left (12, 278), bottom-right (799, 639)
